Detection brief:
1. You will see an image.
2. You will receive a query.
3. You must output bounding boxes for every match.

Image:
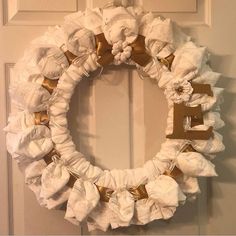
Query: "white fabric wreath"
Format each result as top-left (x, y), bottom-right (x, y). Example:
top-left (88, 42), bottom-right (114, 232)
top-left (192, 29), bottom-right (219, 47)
top-left (4, 5), bottom-right (225, 232)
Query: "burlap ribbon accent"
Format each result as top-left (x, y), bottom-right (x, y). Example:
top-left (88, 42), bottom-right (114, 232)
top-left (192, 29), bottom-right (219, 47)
top-left (95, 33), bottom-right (152, 67)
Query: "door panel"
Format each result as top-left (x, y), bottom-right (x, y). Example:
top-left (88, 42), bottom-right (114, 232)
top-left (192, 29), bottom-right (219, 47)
top-left (1, 0), bottom-right (235, 235)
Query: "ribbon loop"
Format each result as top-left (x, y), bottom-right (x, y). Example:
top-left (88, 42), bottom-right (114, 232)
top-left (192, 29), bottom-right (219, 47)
top-left (130, 35), bottom-right (152, 67)
top-left (95, 33), bottom-right (114, 66)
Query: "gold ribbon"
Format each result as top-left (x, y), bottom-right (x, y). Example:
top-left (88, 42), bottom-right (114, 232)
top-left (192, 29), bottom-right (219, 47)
top-left (158, 53), bottom-right (175, 71)
top-left (95, 33), bottom-right (152, 67)
top-left (42, 77), bottom-right (58, 94)
top-left (96, 185), bottom-right (114, 202)
top-left (128, 184), bottom-right (148, 201)
top-left (96, 184), bottom-right (148, 202)
top-left (34, 110), bottom-right (49, 126)
top-left (164, 166), bottom-right (183, 179)
top-left (64, 50), bottom-right (78, 65)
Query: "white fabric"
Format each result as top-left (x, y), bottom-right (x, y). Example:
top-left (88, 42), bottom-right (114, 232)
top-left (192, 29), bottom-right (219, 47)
top-left (86, 202), bottom-right (111, 232)
top-left (145, 18), bottom-right (174, 57)
top-left (36, 46), bottom-right (69, 79)
top-left (109, 189), bottom-right (134, 228)
top-left (10, 81), bottom-right (51, 112)
top-left (176, 152), bottom-right (217, 177)
top-left (40, 161), bottom-right (70, 199)
top-left (64, 25), bottom-right (95, 56)
top-left (65, 179), bottom-right (100, 223)
top-left (64, 8), bottom-right (103, 35)
top-left (4, 111), bottom-right (35, 133)
top-left (6, 125), bottom-right (53, 162)
top-left (102, 6), bottom-right (138, 44)
top-left (146, 175), bottom-right (184, 207)
top-left (25, 160), bottom-right (71, 209)
top-left (177, 176), bottom-right (200, 195)
top-left (25, 159), bottom-right (47, 185)
top-left (134, 199), bottom-right (176, 224)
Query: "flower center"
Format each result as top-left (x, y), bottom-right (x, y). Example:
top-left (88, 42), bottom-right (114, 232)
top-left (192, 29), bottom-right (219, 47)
top-left (176, 86), bottom-right (184, 95)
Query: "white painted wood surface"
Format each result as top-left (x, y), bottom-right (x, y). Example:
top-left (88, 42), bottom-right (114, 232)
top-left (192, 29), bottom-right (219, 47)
top-left (0, 0), bottom-right (236, 235)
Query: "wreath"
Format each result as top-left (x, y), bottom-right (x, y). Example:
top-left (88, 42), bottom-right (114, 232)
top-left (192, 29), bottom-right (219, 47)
top-left (5, 5), bottom-right (225, 232)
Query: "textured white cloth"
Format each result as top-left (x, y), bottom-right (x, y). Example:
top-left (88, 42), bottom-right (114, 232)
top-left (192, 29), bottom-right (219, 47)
top-left (40, 161), bottom-right (70, 199)
top-left (65, 179), bottom-right (100, 224)
top-left (103, 6), bottom-right (138, 44)
top-left (176, 152), bottom-right (217, 177)
top-left (36, 46), bottom-right (69, 79)
top-left (9, 81), bottom-right (51, 112)
top-left (6, 125), bottom-right (53, 162)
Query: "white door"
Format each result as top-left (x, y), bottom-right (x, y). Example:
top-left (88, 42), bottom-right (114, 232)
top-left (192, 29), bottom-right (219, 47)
top-left (0, 0), bottom-right (236, 235)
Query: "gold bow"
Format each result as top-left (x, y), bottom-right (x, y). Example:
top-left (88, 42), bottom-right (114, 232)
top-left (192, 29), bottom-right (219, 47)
top-left (95, 33), bottom-right (152, 67)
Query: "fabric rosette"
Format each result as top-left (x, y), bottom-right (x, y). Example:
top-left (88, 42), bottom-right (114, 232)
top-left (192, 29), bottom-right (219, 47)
top-left (164, 78), bottom-right (194, 104)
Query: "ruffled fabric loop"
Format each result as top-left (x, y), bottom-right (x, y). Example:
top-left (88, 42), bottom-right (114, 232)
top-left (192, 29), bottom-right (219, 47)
top-left (24, 160), bottom-right (71, 210)
top-left (193, 64), bottom-right (221, 86)
top-left (6, 125), bottom-right (53, 162)
top-left (177, 176), bottom-right (200, 195)
top-left (63, 22), bottom-right (96, 56)
top-left (146, 175), bottom-right (184, 207)
top-left (176, 152), bottom-right (217, 177)
top-left (102, 6), bottom-right (138, 44)
top-left (9, 81), bottom-right (51, 112)
top-left (64, 8), bottom-right (103, 35)
top-left (172, 41), bottom-right (208, 77)
top-left (65, 179), bottom-right (100, 224)
top-left (35, 46), bottom-right (69, 79)
top-left (145, 18), bottom-right (174, 57)
top-left (4, 111), bottom-right (35, 133)
top-left (192, 131), bottom-right (225, 154)
top-left (108, 189), bottom-right (135, 228)
top-left (40, 161), bottom-right (70, 199)
top-left (25, 159), bottom-right (47, 185)
top-left (86, 202), bottom-right (111, 232)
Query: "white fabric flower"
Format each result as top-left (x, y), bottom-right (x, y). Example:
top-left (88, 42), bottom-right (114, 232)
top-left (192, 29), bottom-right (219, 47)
top-left (111, 40), bottom-right (132, 65)
top-left (164, 78), bottom-right (193, 103)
